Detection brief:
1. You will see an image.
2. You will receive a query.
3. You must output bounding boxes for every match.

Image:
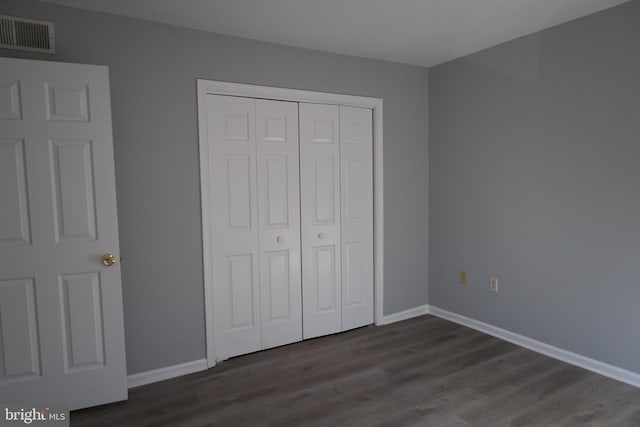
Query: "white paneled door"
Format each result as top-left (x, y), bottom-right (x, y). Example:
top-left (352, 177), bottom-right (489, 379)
top-left (209, 95), bottom-right (304, 358)
top-left (0, 58), bottom-right (126, 410)
top-left (208, 95), bottom-right (262, 360)
top-left (299, 103), bottom-right (342, 339)
top-left (203, 88), bottom-right (376, 361)
top-left (256, 99), bottom-right (302, 349)
top-left (340, 106), bottom-right (374, 330)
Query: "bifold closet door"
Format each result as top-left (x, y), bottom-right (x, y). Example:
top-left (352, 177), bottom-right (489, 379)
top-left (255, 99), bottom-right (302, 349)
top-left (208, 95), bottom-right (261, 360)
top-left (209, 95), bottom-right (302, 360)
top-left (208, 96), bottom-right (373, 359)
top-left (340, 106), bottom-right (374, 330)
top-left (300, 103), bottom-right (342, 339)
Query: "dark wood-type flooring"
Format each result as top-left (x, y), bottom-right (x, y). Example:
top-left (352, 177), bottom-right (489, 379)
top-left (72, 315), bottom-right (640, 426)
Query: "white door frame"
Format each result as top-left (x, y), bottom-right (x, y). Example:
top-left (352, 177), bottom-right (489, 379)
top-left (197, 80), bottom-right (384, 367)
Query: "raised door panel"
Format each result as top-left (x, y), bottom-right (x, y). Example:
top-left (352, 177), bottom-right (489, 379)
top-left (0, 80), bottom-right (22, 120)
top-left (0, 139), bottom-right (31, 245)
top-left (227, 254), bottom-right (256, 329)
top-left (224, 112), bottom-right (249, 141)
top-left (256, 99), bottom-right (301, 350)
top-left (312, 120), bottom-right (335, 144)
top-left (0, 278), bottom-right (41, 384)
top-left (313, 157), bottom-right (336, 225)
top-left (208, 95), bottom-right (261, 360)
top-left (225, 155), bottom-right (252, 231)
top-left (265, 156), bottom-right (289, 228)
top-left (313, 245), bottom-right (337, 312)
top-left (263, 116), bottom-right (287, 143)
top-left (340, 106), bottom-right (374, 331)
top-left (50, 139), bottom-right (97, 242)
top-left (45, 83), bottom-right (90, 122)
top-left (300, 103), bottom-right (341, 339)
top-left (265, 251), bottom-right (290, 321)
top-left (344, 159), bottom-right (363, 221)
top-left (59, 273), bottom-right (105, 371)
top-left (344, 242), bottom-right (365, 307)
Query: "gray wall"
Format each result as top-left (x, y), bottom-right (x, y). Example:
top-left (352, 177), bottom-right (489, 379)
top-left (430, 0), bottom-right (640, 373)
top-left (1, 0), bottom-right (429, 374)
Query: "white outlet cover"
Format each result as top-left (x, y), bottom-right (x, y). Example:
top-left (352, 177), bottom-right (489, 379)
top-left (490, 278), bottom-right (499, 292)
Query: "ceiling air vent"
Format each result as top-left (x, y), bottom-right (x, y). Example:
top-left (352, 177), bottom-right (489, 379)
top-left (0, 15), bottom-right (55, 54)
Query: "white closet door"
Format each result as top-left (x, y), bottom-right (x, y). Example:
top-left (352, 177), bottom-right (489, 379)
top-left (256, 99), bottom-right (302, 349)
top-left (340, 106), bottom-right (374, 330)
top-left (300, 103), bottom-right (342, 339)
top-left (208, 95), bottom-right (261, 360)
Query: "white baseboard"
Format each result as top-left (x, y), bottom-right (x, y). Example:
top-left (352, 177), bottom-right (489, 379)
top-left (127, 307), bottom-right (640, 390)
top-left (381, 304), bottom-right (429, 325)
top-left (428, 305), bottom-right (640, 389)
top-left (127, 359), bottom-right (208, 389)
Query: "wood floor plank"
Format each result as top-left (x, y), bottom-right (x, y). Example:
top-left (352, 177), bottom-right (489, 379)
top-left (459, 364), bottom-right (591, 426)
top-left (70, 315), bottom-right (640, 427)
top-left (606, 406), bottom-right (640, 427)
top-left (370, 386), bottom-right (488, 427)
top-left (553, 377), bottom-right (640, 427)
top-left (501, 373), bottom-right (639, 426)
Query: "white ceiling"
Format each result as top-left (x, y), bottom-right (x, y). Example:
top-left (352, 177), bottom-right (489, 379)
top-left (39, 0), bottom-right (629, 67)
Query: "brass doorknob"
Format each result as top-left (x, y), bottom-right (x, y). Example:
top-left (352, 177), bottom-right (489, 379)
top-left (102, 253), bottom-right (117, 267)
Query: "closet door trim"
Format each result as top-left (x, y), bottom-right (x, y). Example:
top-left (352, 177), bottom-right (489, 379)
top-left (197, 80), bottom-right (384, 368)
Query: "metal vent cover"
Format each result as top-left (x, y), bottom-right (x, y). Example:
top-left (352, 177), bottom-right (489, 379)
top-left (0, 15), bottom-right (55, 54)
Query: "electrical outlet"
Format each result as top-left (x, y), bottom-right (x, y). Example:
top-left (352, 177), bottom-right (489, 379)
top-left (490, 277), bottom-right (499, 292)
top-left (459, 271), bottom-right (468, 285)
